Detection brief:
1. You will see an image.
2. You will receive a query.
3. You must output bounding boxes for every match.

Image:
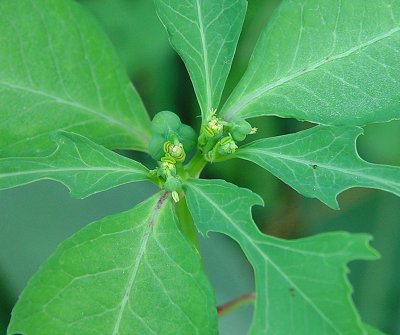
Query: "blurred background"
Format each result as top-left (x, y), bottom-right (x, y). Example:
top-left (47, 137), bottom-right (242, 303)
top-left (1, 1), bottom-right (399, 334)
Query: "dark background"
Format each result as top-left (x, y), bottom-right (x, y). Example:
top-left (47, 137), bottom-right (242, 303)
top-left (1, 1), bottom-right (399, 334)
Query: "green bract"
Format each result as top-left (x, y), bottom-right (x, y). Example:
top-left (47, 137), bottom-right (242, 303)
top-left (2, 0), bottom-right (400, 334)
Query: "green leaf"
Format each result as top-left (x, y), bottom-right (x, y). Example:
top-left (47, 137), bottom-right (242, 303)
top-left (0, 0), bottom-right (151, 157)
top-left (184, 178), bottom-right (379, 335)
top-left (8, 193), bottom-right (217, 335)
top-left (0, 132), bottom-right (150, 198)
top-left (236, 126), bottom-right (400, 209)
top-left (155, 0), bottom-right (247, 120)
top-left (220, 0), bottom-right (400, 126)
top-left (363, 324), bottom-right (388, 335)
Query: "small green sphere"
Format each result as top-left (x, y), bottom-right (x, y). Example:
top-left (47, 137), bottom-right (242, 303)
top-left (230, 119), bottom-right (252, 142)
top-left (164, 176), bottom-right (182, 192)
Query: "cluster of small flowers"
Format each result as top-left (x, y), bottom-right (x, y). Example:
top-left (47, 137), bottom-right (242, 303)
top-left (155, 140), bottom-right (186, 202)
top-left (199, 108), bottom-right (256, 161)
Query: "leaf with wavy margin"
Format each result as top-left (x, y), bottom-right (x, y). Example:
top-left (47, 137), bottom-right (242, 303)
top-left (235, 126), bottom-right (400, 209)
top-left (184, 178), bottom-right (379, 335)
top-left (220, 0), bottom-right (400, 126)
top-left (0, 132), bottom-right (150, 198)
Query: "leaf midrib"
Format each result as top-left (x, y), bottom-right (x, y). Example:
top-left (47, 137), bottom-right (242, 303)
top-left (237, 147), bottom-right (400, 189)
top-left (111, 193), bottom-right (168, 335)
top-left (0, 80), bottom-right (148, 139)
top-left (0, 166), bottom-right (147, 178)
top-left (195, 0), bottom-right (212, 116)
top-left (223, 26), bottom-right (400, 120)
top-left (187, 182), bottom-right (343, 334)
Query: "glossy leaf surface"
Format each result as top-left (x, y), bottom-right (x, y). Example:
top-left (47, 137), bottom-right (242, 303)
top-left (0, 0), bottom-right (150, 157)
top-left (236, 126), bottom-right (400, 208)
top-left (8, 193), bottom-right (217, 335)
top-left (221, 0), bottom-right (400, 126)
top-left (184, 178), bottom-right (378, 335)
top-left (0, 132), bottom-right (150, 198)
top-left (155, 0), bottom-right (247, 120)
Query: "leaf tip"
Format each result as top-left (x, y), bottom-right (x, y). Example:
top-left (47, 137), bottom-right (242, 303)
top-left (343, 232), bottom-right (380, 261)
top-left (322, 195), bottom-right (340, 210)
top-left (361, 234), bottom-right (381, 260)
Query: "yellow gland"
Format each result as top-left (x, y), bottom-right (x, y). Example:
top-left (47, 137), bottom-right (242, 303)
top-left (171, 191), bottom-right (180, 203)
top-left (163, 141), bottom-right (186, 162)
top-left (160, 156), bottom-right (176, 164)
top-left (202, 125), bottom-right (215, 137)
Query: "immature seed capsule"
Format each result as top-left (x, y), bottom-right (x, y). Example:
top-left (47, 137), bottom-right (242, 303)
top-left (164, 176), bottom-right (182, 192)
top-left (149, 111), bottom-right (197, 160)
top-left (230, 119), bottom-right (253, 142)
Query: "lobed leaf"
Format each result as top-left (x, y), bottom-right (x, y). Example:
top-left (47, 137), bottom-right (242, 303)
top-left (0, 132), bottom-right (150, 198)
top-left (0, 0), bottom-right (151, 157)
top-left (8, 193), bottom-right (217, 335)
top-left (235, 126), bottom-right (400, 209)
top-left (220, 0), bottom-right (400, 126)
top-left (184, 178), bottom-right (379, 335)
top-left (155, 0), bottom-right (247, 120)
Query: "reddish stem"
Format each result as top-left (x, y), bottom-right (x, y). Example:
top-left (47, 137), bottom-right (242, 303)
top-left (217, 292), bottom-right (256, 316)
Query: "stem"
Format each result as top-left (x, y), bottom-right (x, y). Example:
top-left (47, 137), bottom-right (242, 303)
top-left (185, 150), bottom-right (207, 178)
top-left (217, 292), bottom-right (256, 317)
top-left (174, 195), bottom-right (199, 249)
top-left (147, 172), bottom-right (163, 189)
